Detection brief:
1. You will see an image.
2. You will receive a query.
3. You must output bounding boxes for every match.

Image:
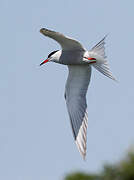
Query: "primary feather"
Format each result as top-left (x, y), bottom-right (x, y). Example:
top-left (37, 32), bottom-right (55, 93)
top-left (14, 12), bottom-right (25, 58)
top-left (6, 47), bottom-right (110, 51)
top-left (65, 65), bottom-right (91, 159)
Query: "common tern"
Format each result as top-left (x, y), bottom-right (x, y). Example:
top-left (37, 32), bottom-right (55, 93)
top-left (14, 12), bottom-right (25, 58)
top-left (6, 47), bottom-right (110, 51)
top-left (40, 28), bottom-right (116, 160)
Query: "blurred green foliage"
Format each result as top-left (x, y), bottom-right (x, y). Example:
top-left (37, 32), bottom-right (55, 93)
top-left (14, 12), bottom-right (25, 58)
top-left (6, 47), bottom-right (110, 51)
top-left (64, 172), bottom-right (99, 180)
top-left (64, 151), bottom-right (134, 180)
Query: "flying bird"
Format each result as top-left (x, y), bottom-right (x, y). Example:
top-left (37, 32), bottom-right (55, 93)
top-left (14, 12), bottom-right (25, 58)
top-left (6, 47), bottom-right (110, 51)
top-left (40, 28), bottom-right (116, 160)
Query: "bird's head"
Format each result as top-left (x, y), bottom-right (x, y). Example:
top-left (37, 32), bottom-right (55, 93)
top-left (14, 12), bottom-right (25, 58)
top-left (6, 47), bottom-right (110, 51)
top-left (40, 50), bottom-right (59, 66)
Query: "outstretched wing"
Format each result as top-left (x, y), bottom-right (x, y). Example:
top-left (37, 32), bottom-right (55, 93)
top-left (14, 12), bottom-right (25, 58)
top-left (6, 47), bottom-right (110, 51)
top-left (65, 65), bottom-right (91, 159)
top-left (40, 28), bottom-right (85, 51)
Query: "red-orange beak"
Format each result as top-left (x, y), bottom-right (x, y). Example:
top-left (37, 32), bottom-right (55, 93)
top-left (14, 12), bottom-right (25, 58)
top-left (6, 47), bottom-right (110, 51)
top-left (40, 59), bottom-right (49, 66)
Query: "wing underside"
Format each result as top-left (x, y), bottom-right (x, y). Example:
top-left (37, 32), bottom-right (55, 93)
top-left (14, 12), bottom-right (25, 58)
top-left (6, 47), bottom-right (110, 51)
top-left (65, 65), bottom-right (91, 159)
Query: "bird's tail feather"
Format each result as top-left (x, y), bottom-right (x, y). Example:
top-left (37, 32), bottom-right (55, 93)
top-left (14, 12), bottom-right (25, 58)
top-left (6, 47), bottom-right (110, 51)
top-left (93, 62), bottom-right (117, 81)
top-left (91, 35), bottom-right (107, 58)
top-left (90, 35), bottom-right (117, 81)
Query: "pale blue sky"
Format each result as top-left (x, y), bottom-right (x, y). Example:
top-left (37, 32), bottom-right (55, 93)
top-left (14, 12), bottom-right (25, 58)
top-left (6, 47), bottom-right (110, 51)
top-left (1, 0), bottom-right (134, 180)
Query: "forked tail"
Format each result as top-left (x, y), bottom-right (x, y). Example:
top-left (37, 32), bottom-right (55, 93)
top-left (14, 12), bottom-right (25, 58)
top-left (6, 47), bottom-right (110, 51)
top-left (89, 35), bottom-right (117, 81)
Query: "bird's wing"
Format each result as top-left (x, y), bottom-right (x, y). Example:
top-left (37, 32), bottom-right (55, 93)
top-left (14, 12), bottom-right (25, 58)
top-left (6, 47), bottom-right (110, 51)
top-left (65, 65), bottom-right (91, 159)
top-left (40, 28), bottom-right (85, 51)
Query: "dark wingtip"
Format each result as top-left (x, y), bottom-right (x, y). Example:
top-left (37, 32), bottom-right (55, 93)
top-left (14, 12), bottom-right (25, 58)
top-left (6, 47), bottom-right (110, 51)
top-left (40, 28), bottom-right (45, 34)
